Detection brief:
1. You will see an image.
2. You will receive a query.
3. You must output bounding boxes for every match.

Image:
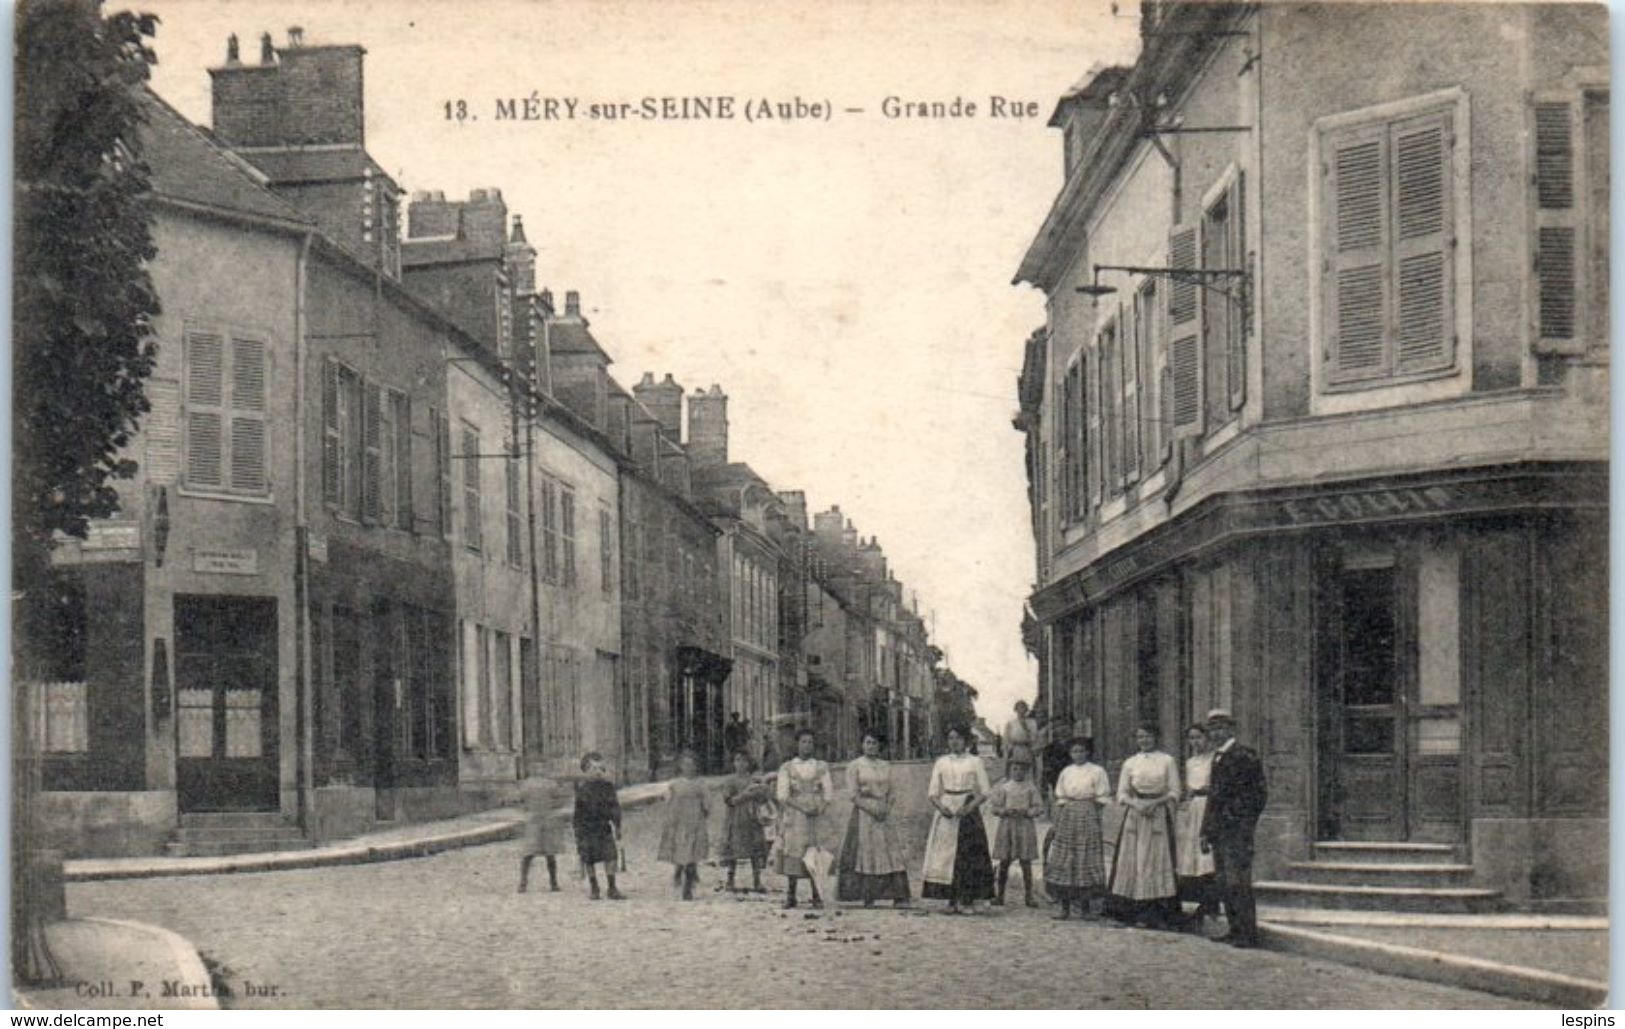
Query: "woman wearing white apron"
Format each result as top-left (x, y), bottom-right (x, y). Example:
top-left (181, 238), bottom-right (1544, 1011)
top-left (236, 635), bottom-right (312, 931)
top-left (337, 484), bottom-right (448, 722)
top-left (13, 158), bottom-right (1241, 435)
top-left (921, 726), bottom-right (995, 913)
top-left (1176, 722), bottom-right (1218, 931)
top-left (1106, 724), bottom-right (1182, 928)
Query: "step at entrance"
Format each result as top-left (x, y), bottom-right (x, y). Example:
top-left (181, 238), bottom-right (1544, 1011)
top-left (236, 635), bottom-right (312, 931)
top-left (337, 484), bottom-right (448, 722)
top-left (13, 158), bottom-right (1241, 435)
top-left (167, 812), bottom-right (314, 857)
top-left (1258, 840), bottom-right (1502, 914)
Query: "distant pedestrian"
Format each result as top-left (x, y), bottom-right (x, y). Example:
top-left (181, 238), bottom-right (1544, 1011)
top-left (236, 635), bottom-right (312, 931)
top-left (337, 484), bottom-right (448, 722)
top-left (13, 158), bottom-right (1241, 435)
top-left (657, 750), bottom-right (711, 901)
top-left (988, 760), bottom-right (1044, 907)
top-left (724, 712), bottom-right (748, 762)
top-left (1003, 701), bottom-right (1039, 766)
top-left (836, 731), bottom-right (911, 909)
top-left (1041, 720), bottom-right (1077, 815)
top-left (574, 752), bottom-right (625, 901)
top-left (1200, 709), bottom-right (1268, 948)
top-left (761, 731), bottom-right (782, 774)
top-left (1045, 736), bottom-right (1110, 921)
top-left (1106, 725), bottom-right (1181, 929)
top-left (517, 777), bottom-right (571, 893)
top-left (1176, 723), bottom-right (1219, 931)
top-left (720, 750), bottom-right (770, 893)
top-left (921, 725), bottom-right (995, 914)
top-left (775, 729), bottom-right (835, 909)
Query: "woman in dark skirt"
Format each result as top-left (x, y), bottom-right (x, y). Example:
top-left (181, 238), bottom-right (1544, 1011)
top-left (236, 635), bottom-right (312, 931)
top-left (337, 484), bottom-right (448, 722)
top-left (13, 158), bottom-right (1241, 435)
top-left (921, 726), bottom-right (996, 913)
top-left (836, 731), bottom-right (912, 907)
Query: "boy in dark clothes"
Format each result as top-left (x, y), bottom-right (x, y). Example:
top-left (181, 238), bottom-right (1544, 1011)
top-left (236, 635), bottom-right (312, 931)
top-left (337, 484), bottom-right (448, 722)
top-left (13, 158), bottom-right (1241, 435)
top-left (574, 751), bottom-right (625, 900)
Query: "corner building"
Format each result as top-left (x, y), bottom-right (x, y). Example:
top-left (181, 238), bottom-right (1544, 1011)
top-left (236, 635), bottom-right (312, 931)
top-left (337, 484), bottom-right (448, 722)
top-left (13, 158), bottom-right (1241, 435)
top-left (1015, 2), bottom-right (1607, 908)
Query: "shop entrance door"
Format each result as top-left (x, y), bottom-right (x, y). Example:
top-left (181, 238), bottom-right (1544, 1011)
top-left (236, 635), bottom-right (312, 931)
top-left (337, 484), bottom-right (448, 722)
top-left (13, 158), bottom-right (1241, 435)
top-left (175, 596), bottom-right (279, 812)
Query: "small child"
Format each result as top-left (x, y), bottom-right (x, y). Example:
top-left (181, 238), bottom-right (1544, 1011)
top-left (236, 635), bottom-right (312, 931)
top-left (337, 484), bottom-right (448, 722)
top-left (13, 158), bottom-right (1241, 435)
top-left (656, 750), bottom-right (711, 900)
top-left (720, 750), bottom-right (770, 892)
top-left (989, 760), bottom-right (1045, 907)
top-left (573, 751), bottom-right (624, 901)
top-left (518, 776), bottom-right (571, 893)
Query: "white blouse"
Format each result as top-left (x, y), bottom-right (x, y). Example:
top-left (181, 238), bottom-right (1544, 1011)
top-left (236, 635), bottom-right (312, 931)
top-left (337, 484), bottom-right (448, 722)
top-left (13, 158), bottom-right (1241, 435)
top-left (1118, 750), bottom-right (1181, 804)
top-left (928, 753), bottom-right (991, 801)
top-left (1054, 762), bottom-right (1112, 805)
top-left (1184, 751), bottom-right (1213, 793)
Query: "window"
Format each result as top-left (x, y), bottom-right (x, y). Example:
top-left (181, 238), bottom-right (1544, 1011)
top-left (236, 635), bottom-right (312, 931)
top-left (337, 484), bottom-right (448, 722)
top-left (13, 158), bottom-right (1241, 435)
top-left (1202, 170), bottom-right (1246, 418)
top-left (560, 486), bottom-right (578, 586)
top-left (1058, 356), bottom-right (1087, 524)
top-left (625, 492), bottom-right (640, 599)
top-left (436, 410), bottom-right (453, 538)
top-left (1167, 225), bottom-right (1203, 436)
top-left (1100, 319), bottom-right (1121, 495)
top-left (1319, 99), bottom-right (1458, 389)
top-left (491, 629), bottom-right (512, 749)
top-left (461, 423), bottom-right (481, 551)
top-left (1135, 279), bottom-right (1164, 468)
top-left (1533, 89), bottom-right (1609, 351)
top-left (322, 364), bottom-right (364, 517)
top-left (505, 457), bottom-right (522, 567)
top-left (187, 328), bottom-right (269, 495)
top-left (543, 644), bottom-right (581, 757)
top-left (599, 504), bottom-right (614, 593)
top-left (379, 390), bottom-right (396, 528)
top-left (540, 477), bottom-right (559, 583)
top-left (362, 384), bottom-right (383, 522)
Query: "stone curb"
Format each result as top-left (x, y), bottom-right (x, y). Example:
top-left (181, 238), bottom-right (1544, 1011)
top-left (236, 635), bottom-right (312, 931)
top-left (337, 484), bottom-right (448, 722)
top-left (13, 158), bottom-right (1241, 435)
top-left (83, 917), bottom-right (221, 1010)
top-left (64, 779), bottom-right (684, 883)
top-left (1260, 921), bottom-right (1609, 1008)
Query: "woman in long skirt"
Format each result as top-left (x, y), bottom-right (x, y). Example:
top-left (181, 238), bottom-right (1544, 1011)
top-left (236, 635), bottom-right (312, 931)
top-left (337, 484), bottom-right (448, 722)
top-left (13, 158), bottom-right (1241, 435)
top-left (921, 725), bottom-right (995, 914)
top-left (775, 728), bottom-right (835, 909)
top-left (836, 732), bottom-right (912, 907)
top-left (1045, 736), bottom-right (1112, 920)
top-left (1175, 722), bottom-right (1219, 930)
top-left (1107, 724), bottom-right (1182, 928)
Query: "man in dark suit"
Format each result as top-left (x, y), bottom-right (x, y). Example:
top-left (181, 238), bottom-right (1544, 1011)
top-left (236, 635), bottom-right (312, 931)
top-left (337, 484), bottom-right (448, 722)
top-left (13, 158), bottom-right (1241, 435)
top-left (1199, 708), bottom-right (1268, 948)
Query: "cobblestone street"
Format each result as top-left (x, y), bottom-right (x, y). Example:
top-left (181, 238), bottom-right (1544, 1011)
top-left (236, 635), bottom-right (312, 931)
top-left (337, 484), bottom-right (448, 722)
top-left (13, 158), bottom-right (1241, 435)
top-left (67, 804), bottom-right (1530, 1009)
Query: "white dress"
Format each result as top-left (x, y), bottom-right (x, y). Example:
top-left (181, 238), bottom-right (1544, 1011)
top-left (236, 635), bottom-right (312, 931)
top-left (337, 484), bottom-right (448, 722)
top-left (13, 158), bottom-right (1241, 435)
top-left (1110, 750), bottom-right (1181, 901)
top-left (1176, 752), bottom-right (1216, 878)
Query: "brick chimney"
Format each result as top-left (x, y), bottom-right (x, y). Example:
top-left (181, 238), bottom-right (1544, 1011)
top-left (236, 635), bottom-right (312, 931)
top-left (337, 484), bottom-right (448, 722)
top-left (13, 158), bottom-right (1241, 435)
top-left (859, 538), bottom-right (887, 582)
top-left (687, 384), bottom-right (728, 468)
top-left (633, 373), bottom-right (684, 439)
top-left (211, 29), bottom-right (366, 147)
top-left (407, 190), bottom-right (456, 237)
top-left (777, 491), bottom-right (809, 531)
top-left (814, 505), bottom-right (845, 539)
top-left (565, 291), bottom-right (581, 317)
top-left (462, 188), bottom-right (507, 250)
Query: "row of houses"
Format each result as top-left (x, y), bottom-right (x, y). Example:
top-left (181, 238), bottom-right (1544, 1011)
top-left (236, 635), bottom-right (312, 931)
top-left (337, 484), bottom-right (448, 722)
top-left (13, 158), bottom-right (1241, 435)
top-left (1012, 2), bottom-right (1607, 909)
top-left (30, 29), bottom-right (942, 857)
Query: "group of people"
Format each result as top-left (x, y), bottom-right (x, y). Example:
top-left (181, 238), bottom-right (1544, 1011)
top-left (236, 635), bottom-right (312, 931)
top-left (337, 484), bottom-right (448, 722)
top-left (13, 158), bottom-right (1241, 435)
top-left (517, 708), bottom-right (1267, 948)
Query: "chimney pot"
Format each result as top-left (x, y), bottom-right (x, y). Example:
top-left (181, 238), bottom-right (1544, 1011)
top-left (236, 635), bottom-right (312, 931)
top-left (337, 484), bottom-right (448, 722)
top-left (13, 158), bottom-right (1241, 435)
top-left (470, 188), bottom-right (487, 203)
top-left (638, 372), bottom-right (656, 386)
top-left (565, 291), bottom-right (580, 316)
top-left (226, 33), bottom-right (240, 64)
top-left (540, 288), bottom-right (554, 311)
top-left (260, 32), bottom-right (275, 65)
top-left (510, 214), bottom-right (527, 244)
top-left (287, 26), bottom-right (304, 48)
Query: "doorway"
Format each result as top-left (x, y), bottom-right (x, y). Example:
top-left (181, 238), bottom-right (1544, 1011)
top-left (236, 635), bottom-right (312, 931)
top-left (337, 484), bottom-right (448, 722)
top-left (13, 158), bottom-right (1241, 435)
top-left (1315, 545), bottom-right (1463, 844)
top-left (175, 596), bottom-right (279, 812)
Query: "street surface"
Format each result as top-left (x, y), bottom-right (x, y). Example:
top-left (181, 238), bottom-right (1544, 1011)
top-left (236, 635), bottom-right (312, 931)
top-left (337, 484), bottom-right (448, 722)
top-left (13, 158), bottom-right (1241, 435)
top-left (67, 803), bottom-right (1530, 1009)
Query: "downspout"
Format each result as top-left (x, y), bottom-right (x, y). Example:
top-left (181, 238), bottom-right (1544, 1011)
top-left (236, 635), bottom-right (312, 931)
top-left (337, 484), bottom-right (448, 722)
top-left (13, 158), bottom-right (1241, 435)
top-left (293, 229), bottom-right (314, 831)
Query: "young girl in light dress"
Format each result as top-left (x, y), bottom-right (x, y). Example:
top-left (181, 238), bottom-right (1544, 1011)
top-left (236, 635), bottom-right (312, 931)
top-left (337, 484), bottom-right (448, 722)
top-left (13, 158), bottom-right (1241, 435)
top-left (657, 750), bottom-right (711, 901)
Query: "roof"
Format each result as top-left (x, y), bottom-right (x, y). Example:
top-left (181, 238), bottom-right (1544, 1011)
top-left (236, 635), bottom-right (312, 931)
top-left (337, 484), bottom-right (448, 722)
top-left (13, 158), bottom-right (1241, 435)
top-left (138, 89), bottom-right (313, 230)
top-left (1046, 64), bottom-right (1130, 127)
top-left (400, 236), bottom-right (504, 267)
top-left (547, 318), bottom-right (611, 360)
top-left (232, 146), bottom-right (391, 185)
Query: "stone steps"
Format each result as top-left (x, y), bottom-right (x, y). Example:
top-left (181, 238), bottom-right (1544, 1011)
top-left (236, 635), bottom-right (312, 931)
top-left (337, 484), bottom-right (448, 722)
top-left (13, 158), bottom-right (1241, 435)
top-left (168, 812), bottom-right (313, 856)
top-left (1286, 860), bottom-right (1476, 889)
top-left (1255, 881), bottom-right (1503, 914)
top-left (1263, 839), bottom-right (1502, 913)
top-left (1311, 841), bottom-right (1458, 864)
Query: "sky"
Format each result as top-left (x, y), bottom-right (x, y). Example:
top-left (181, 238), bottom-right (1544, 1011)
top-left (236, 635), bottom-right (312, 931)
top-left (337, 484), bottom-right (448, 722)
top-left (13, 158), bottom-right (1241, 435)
top-left (129, 0), bottom-right (1143, 721)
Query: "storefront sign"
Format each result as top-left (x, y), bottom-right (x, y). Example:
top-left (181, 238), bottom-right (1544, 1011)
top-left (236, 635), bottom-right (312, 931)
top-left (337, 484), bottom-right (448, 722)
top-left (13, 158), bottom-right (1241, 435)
top-left (193, 548), bottom-right (259, 576)
top-left (83, 523), bottom-right (140, 550)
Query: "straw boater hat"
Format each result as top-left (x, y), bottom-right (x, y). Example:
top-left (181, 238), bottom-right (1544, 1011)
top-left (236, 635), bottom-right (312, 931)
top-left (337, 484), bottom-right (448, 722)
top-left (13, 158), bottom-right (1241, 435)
top-left (1205, 708), bottom-right (1235, 726)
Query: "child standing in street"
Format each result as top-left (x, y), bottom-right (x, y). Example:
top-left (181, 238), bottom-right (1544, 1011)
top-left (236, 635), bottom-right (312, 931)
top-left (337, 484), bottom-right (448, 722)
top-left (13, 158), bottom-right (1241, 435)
top-left (574, 752), bottom-right (625, 901)
top-left (657, 750), bottom-right (711, 900)
top-left (989, 760), bottom-right (1045, 907)
top-left (517, 776), bottom-right (571, 893)
top-left (720, 751), bottom-right (770, 892)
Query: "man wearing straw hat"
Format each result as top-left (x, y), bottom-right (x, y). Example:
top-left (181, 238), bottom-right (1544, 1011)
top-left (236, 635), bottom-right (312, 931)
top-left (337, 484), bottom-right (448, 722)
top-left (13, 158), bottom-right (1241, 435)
top-left (1199, 708), bottom-right (1267, 948)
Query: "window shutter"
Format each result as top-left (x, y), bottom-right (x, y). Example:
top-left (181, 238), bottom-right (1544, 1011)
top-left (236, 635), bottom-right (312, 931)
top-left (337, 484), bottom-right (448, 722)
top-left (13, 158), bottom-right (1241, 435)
top-left (228, 337), bottom-right (268, 493)
top-left (1391, 111), bottom-right (1455, 373)
top-left (462, 425), bottom-right (481, 549)
top-left (1533, 98), bottom-right (1579, 346)
top-left (439, 412), bottom-right (454, 539)
top-left (1228, 171), bottom-right (1249, 410)
top-left (1325, 125), bottom-right (1391, 384)
top-left (1087, 347), bottom-right (1104, 505)
top-left (362, 383), bottom-right (382, 522)
top-left (184, 328), bottom-right (225, 488)
top-left (395, 395), bottom-right (414, 531)
top-left (322, 360), bottom-right (341, 507)
top-left (1167, 225), bottom-right (1204, 437)
top-left (1124, 295), bottom-right (1142, 483)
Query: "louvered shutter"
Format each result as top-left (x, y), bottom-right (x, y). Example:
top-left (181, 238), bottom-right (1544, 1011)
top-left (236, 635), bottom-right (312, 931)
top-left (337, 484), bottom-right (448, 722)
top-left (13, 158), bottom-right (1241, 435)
top-left (1088, 346), bottom-right (1104, 505)
top-left (1100, 322), bottom-right (1120, 494)
top-left (1124, 296), bottom-right (1142, 482)
top-left (1325, 123), bottom-right (1390, 384)
top-left (1227, 171), bottom-right (1249, 409)
top-left (1533, 98), bottom-right (1580, 347)
top-left (1055, 376), bottom-right (1072, 522)
top-left (438, 412), bottom-right (454, 538)
top-left (362, 383), bottom-right (382, 522)
top-left (1167, 225), bottom-right (1204, 437)
top-left (1391, 111), bottom-right (1455, 374)
top-left (395, 394), bottom-right (414, 531)
top-left (184, 329), bottom-right (225, 488)
top-left (322, 360), bottom-right (341, 507)
top-left (228, 336), bottom-right (268, 493)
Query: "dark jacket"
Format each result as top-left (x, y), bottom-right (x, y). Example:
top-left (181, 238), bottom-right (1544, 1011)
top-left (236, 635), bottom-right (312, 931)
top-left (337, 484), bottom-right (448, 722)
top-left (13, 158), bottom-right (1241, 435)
top-left (1200, 741), bottom-right (1267, 842)
top-left (573, 778), bottom-right (622, 846)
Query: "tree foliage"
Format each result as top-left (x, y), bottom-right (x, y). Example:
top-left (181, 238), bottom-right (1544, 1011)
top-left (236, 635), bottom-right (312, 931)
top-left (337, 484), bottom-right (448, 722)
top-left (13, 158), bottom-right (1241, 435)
top-left (14, 0), bottom-right (160, 592)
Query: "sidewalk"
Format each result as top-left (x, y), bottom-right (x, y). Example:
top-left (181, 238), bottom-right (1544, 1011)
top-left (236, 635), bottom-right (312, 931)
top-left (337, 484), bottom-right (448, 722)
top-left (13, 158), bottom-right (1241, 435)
top-left (63, 778), bottom-right (676, 883)
top-left (1257, 908), bottom-right (1609, 1008)
top-left (12, 917), bottom-right (221, 1011)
